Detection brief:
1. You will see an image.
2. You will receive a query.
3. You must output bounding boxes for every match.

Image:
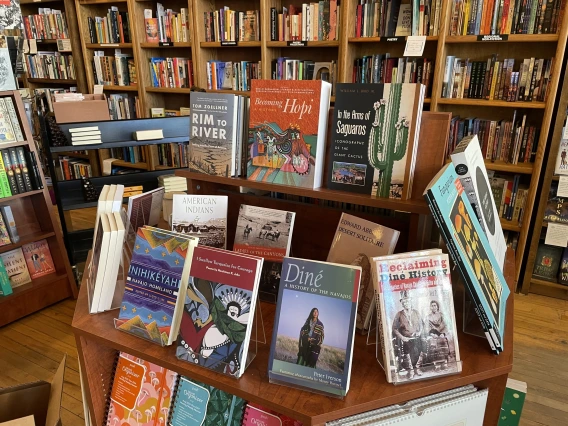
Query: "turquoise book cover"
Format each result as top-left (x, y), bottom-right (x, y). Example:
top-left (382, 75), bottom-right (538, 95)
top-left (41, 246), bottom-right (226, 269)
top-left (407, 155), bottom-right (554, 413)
top-left (268, 257), bottom-right (361, 396)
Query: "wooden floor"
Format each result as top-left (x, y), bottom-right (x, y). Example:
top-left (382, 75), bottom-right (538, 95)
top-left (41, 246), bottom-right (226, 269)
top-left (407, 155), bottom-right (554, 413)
top-left (0, 292), bottom-right (566, 426)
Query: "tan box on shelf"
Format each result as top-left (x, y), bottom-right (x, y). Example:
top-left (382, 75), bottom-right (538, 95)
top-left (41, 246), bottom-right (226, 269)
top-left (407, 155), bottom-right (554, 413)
top-left (53, 94), bottom-right (111, 123)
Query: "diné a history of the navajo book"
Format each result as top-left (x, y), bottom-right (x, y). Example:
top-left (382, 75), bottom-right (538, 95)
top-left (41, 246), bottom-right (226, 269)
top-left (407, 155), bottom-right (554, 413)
top-left (105, 352), bottom-right (178, 426)
top-left (21, 239), bottom-right (55, 279)
top-left (117, 227), bottom-right (198, 346)
top-left (327, 83), bottom-right (424, 199)
top-left (247, 79), bottom-right (331, 189)
top-left (233, 204), bottom-right (295, 302)
top-left (268, 257), bottom-right (361, 397)
top-left (373, 253), bottom-right (462, 383)
top-left (327, 213), bottom-right (399, 333)
top-left (424, 164), bottom-right (510, 354)
top-left (176, 245), bottom-right (263, 378)
top-left (171, 194), bottom-right (228, 248)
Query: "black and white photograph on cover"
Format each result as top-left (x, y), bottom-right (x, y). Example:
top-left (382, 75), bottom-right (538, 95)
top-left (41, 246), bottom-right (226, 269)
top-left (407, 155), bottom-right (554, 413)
top-left (387, 290), bottom-right (459, 381)
top-left (331, 162), bottom-right (367, 186)
top-left (234, 209), bottom-right (293, 251)
top-left (171, 217), bottom-right (226, 248)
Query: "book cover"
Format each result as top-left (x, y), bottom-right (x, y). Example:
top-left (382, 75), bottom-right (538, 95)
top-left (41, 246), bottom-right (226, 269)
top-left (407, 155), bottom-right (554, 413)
top-left (176, 245), bottom-right (262, 378)
top-left (395, 4), bottom-right (412, 36)
top-left (233, 204), bottom-right (295, 302)
top-left (171, 194), bottom-right (228, 249)
top-left (0, 247), bottom-right (31, 288)
top-left (0, 256), bottom-right (12, 296)
top-left (243, 404), bottom-right (302, 426)
top-left (0, 205), bottom-right (18, 243)
top-left (554, 137), bottom-right (568, 175)
top-left (327, 213), bottom-right (400, 332)
top-left (126, 188), bottom-right (165, 239)
top-left (0, 149), bottom-right (12, 197)
top-left (532, 243), bottom-right (563, 282)
top-left (268, 257), bottom-right (361, 397)
top-left (1, 149), bottom-right (19, 194)
top-left (145, 18), bottom-right (159, 43)
top-left (189, 92), bottom-right (237, 177)
top-left (170, 376), bottom-right (246, 426)
top-left (16, 147), bottom-right (34, 192)
top-left (544, 183), bottom-right (568, 223)
top-left (0, 98), bottom-right (15, 143)
top-left (374, 253), bottom-right (462, 383)
top-left (559, 248), bottom-right (568, 286)
top-left (3, 97), bottom-right (24, 142)
top-left (498, 378), bottom-right (527, 426)
top-left (8, 148), bottom-right (25, 193)
top-left (22, 239), bottom-right (55, 279)
top-left (0, 209), bottom-right (10, 246)
top-left (327, 83), bottom-right (424, 199)
top-left (424, 164), bottom-right (510, 351)
top-left (247, 79), bottom-right (331, 189)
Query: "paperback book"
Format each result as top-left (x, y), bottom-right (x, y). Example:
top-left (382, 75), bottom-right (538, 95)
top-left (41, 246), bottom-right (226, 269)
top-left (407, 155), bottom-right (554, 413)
top-left (0, 256), bottom-right (12, 296)
top-left (555, 136), bottom-right (568, 175)
top-left (532, 244), bottom-right (563, 282)
top-left (559, 248), bottom-right (568, 286)
top-left (327, 83), bottom-right (424, 199)
top-left (268, 257), bottom-right (361, 397)
top-left (544, 183), bottom-right (568, 224)
top-left (0, 211), bottom-right (10, 246)
top-left (233, 204), bottom-right (295, 302)
top-left (0, 247), bottom-right (31, 288)
top-left (243, 404), bottom-right (302, 426)
top-left (21, 239), bottom-right (55, 279)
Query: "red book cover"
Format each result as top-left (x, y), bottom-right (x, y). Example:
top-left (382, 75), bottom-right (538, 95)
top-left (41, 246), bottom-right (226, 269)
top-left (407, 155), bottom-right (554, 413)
top-left (243, 403), bottom-right (303, 426)
top-left (356, 5), bottom-right (362, 37)
top-left (21, 239), bottom-right (55, 279)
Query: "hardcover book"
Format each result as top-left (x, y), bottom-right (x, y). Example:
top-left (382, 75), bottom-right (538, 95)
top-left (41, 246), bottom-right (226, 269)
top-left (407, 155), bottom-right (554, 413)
top-left (559, 248), bottom-right (568, 286)
top-left (3, 97), bottom-right (24, 142)
top-left (532, 244), bottom-right (563, 282)
top-left (554, 137), bottom-right (568, 175)
top-left (189, 92), bottom-right (237, 177)
top-left (373, 253), bottom-right (462, 383)
top-left (327, 83), bottom-right (424, 199)
top-left (424, 164), bottom-right (510, 353)
top-left (0, 256), bottom-right (12, 296)
top-left (171, 194), bottom-right (228, 249)
top-left (22, 239), bottom-right (55, 279)
top-left (327, 213), bottom-right (400, 332)
top-left (233, 204), bottom-right (295, 302)
top-left (0, 210), bottom-right (11, 246)
top-left (176, 245), bottom-right (263, 378)
top-left (544, 183), bottom-right (568, 223)
top-left (0, 247), bottom-right (31, 288)
top-left (268, 257), bottom-right (361, 397)
top-left (0, 99), bottom-right (16, 143)
top-left (1, 149), bottom-right (19, 194)
top-left (247, 79), bottom-right (331, 189)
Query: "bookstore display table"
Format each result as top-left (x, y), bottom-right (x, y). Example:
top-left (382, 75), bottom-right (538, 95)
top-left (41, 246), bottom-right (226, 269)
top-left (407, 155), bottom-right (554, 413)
top-left (72, 250), bottom-right (514, 426)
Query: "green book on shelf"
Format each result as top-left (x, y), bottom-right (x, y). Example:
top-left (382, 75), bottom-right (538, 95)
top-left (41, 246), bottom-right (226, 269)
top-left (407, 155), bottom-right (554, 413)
top-left (0, 256), bottom-right (13, 296)
top-left (498, 378), bottom-right (527, 426)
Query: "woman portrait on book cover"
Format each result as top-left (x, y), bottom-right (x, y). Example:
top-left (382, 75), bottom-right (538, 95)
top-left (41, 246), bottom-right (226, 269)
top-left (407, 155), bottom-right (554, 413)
top-left (296, 308), bottom-right (324, 368)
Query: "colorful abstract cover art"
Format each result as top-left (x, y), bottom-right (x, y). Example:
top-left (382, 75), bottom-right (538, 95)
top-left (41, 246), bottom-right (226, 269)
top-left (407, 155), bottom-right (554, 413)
top-left (117, 228), bottom-right (190, 345)
top-left (268, 258), bottom-right (361, 397)
top-left (176, 246), bottom-right (260, 378)
top-left (247, 79), bottom-right (326, 188)
top-left (544, 182), bottom-right (568, 223)
top-left (0, 247), bottom-right (31, 288)
top-left (21, 239), bottom-right (55, 279)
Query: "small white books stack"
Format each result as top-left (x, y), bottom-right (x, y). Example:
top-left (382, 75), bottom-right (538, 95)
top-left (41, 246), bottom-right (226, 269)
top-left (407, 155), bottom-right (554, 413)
top-left (69, 126), bottom-right (102, 145)
top-left (158, 174), bottom-right (187, 193)
top-left (53, 93), bottom-right (85, 102)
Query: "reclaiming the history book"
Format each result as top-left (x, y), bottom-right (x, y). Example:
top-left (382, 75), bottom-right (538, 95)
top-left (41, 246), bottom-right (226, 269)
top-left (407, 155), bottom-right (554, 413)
top-left (327, 83), bottom-right (424, 200)
top-left (233, 204), bottom-right (295, 302)
top-left (247, 79), bottom-right (331, 189)
top-left (268, 257), bottom-right (361, 397)
top-left (327, 213), bottom-right (400, 333)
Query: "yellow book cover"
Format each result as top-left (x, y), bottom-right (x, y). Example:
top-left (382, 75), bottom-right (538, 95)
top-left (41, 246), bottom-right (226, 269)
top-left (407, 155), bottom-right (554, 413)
top-left (490, 62), bottom-right (500, 100)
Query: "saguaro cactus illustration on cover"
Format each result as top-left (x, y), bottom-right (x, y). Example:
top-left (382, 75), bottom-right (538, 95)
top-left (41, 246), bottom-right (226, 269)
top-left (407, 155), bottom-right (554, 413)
top-left (368, 84), bottom-right (410, 199)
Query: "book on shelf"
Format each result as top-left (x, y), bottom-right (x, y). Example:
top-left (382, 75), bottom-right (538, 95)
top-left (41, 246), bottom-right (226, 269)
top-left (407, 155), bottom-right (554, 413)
top-left (498, 378), bottom-right (527, 426)
top-left (0, 99), bottom-right (16, 143)
top-left (105, 352), bottom-right (178, 426)
top-left (0, 257), bottom-right (12, 296)
top-left (243, 403), bottom-right (302, 426)
top-left (25, 150), bottom-right (43, 190)
top-left (0, 211), bottom-right (11, 246)
top-left (271, 59), bottom-right (337, 88)
top-left (424, 164), bottom-right (510, 353)
top-left (171, 194), bottom-right (228, 249)
top-left (441, 56), bottom-right (554, 103)
top-left (544, 181), bottom-right (568, 223)
top-left (0, 149), bottom-right (19, 195)
top-left (206, 60), bottom-right (260, 91)
top-left (87, 7), bottom-right (131, 44)
top-left (15, 147), bottom-right (34, 191)
top-left (0, 148), bottom-right (12, 198)
top-left (233, 204), bottom-right (296, 302)
top-left (25, 52), bottom-right (75, 80)
top-left (488, 173), bottom-right (528, 224)
top-left (144, 4), bottom-right (190, 43)
top-left (149, 57), bottom-right (193, 88)
top-left (204, 8), bottom-right (260, 42)
top-left (58, 156), bottom-right (92, 180)
top-left (176, 245), bottom-right (263, 378)
top-left (126, 188), bottom-right (165, 236)
top-left (327, 83), bottom-right (424, 199)
top-left (147, 143), bottom-right (189, 169)
top-left (449, 0), bottom-right (564, 35)
top-left (247, 79), bottom-right (331, 189)
top-left (327, 213), bottom-right (400, 333)
top-left (270, 1), bottom-right (340, 41)
top-left (2, 97), bottom-right (24, 142)
top-left (268, 257), bottom-right (361, 397)
top-left (158, 174), bottom-right (187, 192)
top-left (532, 243), bottom-right (563, 282)
top-left (395, 3), bottom-right (412, 36)
top-left (554, 132), bottom-right (568, 175)
top-left (0, 247), bottom-right (31, 288)
top-left (0, 205), bottom-right (18, 243)
top-left (23, 9), bottom-right (69, 40)
top-left (108, 94), bottom-right (140, 121)
top-left (558, 248), bottom-right (568, 286)
top-left (21, 239), bottom-right (55, 279)
top-left (93, 51), bottom-right (137, 87)
top-left (150, 107), bottom-right (190, 117)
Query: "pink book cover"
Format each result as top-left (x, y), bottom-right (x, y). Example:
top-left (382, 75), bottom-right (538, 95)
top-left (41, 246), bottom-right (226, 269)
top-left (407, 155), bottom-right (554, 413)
top-left (244, 404), bottom-right (302, 426)
top-left (21, 239), bottom-right (55, 279)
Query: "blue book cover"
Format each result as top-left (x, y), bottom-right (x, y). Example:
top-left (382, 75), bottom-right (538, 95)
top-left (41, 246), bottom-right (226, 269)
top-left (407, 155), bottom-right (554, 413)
top-left (425, 164), bottom-right (510, 350)
top-left (268, 257), bottom-right (361, 397)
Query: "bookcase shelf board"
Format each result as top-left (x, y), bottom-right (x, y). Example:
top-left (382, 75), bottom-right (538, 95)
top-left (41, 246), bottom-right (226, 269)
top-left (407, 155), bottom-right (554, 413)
top-left (77, 0), bottom-right (127, 4)
top-left (33, 39), bottom-right (59, 44)
top-left (436, 99), bottom-right (547, 109)
top-left (445, 34), bottom-right (560, 43)
top-left (27, 78), bottom-right (78, 84)
top-left (500, 220), bottom-right (522, 232)
top-left (140, 42), bottom-right (192, 48)
top-left (266, 40), bottom-right (340, 47)
top-left (109, 160), bottom-right (148, 169)
top-left (145, 87), bottom-right (191, 94)
top-left (444, 159), bottom-right (534, 174)
top-left (200, 41), bottom-right (262, 47)
top-left (100, 85), bottom-right (139, 91)
top-left (51, 137), bottom-right (188, 151)
top-left (85, 43), bottom-right (134, 48)
top-left (0, 141), bottom-right (33, 150)
top-left (2, 189), bottom-right (44, 202)
top-left (348, 36), bottom-right (440, 42)
top-left (0, 231), bottom-right (57, 255)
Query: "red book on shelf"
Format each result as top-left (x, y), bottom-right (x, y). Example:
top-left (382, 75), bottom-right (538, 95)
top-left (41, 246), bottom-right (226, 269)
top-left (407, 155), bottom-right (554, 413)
top-left (22, 239), bottom-right (55, 279)
top-left (356, 4), bottom-right (362, 37)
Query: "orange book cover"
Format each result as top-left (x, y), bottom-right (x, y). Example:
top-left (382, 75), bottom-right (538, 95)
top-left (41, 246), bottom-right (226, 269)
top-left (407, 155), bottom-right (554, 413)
top-left (22, 239), bottom-right (55, 279)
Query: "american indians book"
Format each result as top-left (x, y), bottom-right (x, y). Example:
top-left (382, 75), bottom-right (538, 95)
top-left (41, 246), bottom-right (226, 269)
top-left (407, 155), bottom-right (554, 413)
top-left (171, 194), bottom-right (228, 249)
top-left (268, 257), bottom-right (361, 397)
top-left (247, 79), bottom-right (331, 189)
top-left (0, 247), bottom-right (31, 288)
top-left (189, 92), bottom-right (237, 177)
top-left (327, 213), bottom-right (399, 333)
top-left (233, 204), bottom-right (296, 302)
top-left (424, 164), bottom-right (510, 354)
top-left (327, 83), bottom-right (424, 199)
top-left (176, 245), bottom-right (263, 378)
top-left (22, 239), bottom-right (55, 279)
top-left (373, 253), bottom-right (462, 383)
top-left (117, 227), bottom-right (198, 345)
top-left (105, 352), bottom-right (178, 426)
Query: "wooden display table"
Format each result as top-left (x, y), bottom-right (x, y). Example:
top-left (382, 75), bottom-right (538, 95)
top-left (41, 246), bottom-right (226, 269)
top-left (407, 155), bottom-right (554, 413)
top-left (72, 250), bottom-right (514, 426)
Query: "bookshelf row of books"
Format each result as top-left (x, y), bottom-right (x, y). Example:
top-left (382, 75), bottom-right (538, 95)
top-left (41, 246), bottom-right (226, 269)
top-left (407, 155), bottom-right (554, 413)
top-left (149, 57), bottom-right (194, 88)
top-left (442, 56), bottom-right (554, 102)
top-left (144, 4), bottom-right (190, 43)
top-left (148, 143), bottom-right (189, 169)
top-left (206, 60), bottom-right (261, 91)
top-left (545, 181), bottom-right (568, 225)
top-left (57, 156), bottom-right (92, 181)
top-left (203, 8), bottom-right (260, 42)
top-left (150, 107), bottom-right (190, 117)
top-left (449, 0), bottom-right (564, 35)
top-left (93, 52), bottom-right (137, 87)
top-left (107, 94), bottom-right (140, 120)
top-left (533, 243), bottom-right (568, 285)
top-left (270, 59), bottom-right (336, 84)
top-left (87, 8), bottom-right (131, 44)
top-left (0, 147), bottom-right (43, 198)
top-left (25, 52), bottom-right (76, 81)
top-left (23, 9), bottom-right (69, 40)
top-left (269, 1), bottom-right (340, 41)
top-left (490, 173), bottom-right (528, 223)
top-left (106, 146), bottom-right (146, 166)
top-left (504, 230), bottom-right (519, 250)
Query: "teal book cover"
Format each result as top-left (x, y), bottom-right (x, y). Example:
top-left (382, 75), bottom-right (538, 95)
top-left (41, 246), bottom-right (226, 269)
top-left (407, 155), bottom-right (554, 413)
top-left (0, 256), bottom-right (12, 296)
top-left (268, 257), bottom-right (361, 396)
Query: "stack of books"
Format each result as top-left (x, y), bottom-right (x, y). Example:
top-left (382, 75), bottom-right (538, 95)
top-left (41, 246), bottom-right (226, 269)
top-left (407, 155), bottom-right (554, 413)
top-left (149, 57), bottom-right (193, 88)
top-left (148, 143), bottom-right (188, 169)
top-left (144, 4), bottom-right (190, 43)
top-left (87, 7), bottom-right (131, 44)
top-left (93, 52), bottom-right (136, 87)
top-left (203, 8), bottom-right (260, 42)
top-left (23, 9), bottom-right (69, 40)
top-left (26, 52), bottom-right (75, 80)
top-left (58, 156), bottom-right (92, 180)
top-left (490, 173), bottom-right (528, 223)
top-left (158, 174), bottom-right (187, 193)
top-left (270, 2), bottom-right (340, 41)
top-left (69, 126), bottom-right (102, 146)
top-left (206, 60), bottom-right (260, 91)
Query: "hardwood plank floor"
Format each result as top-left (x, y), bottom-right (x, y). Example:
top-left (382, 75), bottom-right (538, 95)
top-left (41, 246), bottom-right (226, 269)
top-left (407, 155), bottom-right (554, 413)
top-left (0, 292), bottom-right (566, 426)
